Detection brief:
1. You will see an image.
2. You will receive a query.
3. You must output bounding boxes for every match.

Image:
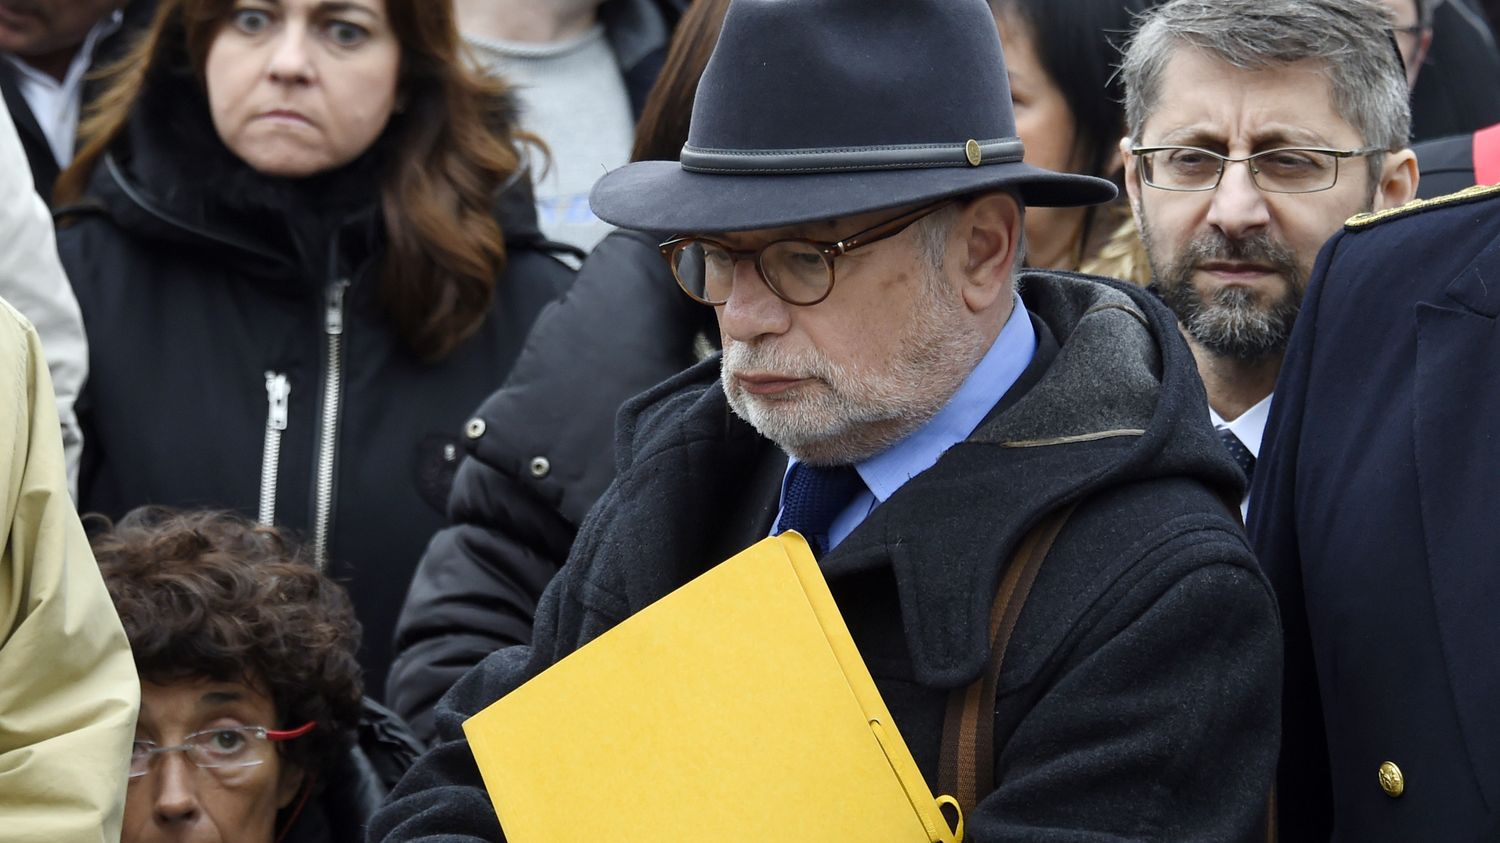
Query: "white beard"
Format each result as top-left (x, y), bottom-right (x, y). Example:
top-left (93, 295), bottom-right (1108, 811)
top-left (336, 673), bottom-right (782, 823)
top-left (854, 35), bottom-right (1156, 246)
top-left (721, 268), bottom-right (985, 466)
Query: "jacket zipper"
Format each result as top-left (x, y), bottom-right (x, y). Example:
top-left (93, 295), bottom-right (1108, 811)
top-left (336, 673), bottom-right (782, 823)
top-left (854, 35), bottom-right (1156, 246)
top-left (311, 279), bottom-right (349, 570)
top-left (258, 372), bottom-right (291, 526)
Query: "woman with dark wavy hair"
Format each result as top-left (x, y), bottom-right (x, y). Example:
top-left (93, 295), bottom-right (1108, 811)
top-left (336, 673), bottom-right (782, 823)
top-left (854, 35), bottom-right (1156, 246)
top-left (95, 507), bottom-right (419, 843)
top-left (53, 0), bottom-right (573, 694)
top-left (989, 0), bottom-right (1149, 282)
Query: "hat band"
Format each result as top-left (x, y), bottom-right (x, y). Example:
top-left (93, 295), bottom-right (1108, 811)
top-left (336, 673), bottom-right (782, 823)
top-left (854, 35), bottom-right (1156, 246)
top-left (679, 137), bottom-right (1025, 174)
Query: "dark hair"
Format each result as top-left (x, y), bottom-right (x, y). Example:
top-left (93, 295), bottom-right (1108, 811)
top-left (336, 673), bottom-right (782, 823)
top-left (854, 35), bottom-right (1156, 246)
top-left (91, 507), bottom-right (363, 783)
top-left (990, 0), bottom-right (1143, 264)
top-left (57, 0), bottom-right (530, 362)
top-left (993, 0), bottom-right (1143, 182)
top-left (629, 0), bottom-right (732, 163)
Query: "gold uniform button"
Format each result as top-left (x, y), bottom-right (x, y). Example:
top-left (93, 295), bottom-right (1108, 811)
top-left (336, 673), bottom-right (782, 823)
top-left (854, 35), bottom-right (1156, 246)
top-left (1378, 761), bottom-right (1405, 798)
top-left (964, 138), bottom-right (982, 167)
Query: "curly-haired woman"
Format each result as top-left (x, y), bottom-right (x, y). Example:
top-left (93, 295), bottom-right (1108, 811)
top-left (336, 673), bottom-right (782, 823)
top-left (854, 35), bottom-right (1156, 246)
top-left (53, 0), bottom-right (574, 695)
top-left (94, 507), bottom-right (420, 843)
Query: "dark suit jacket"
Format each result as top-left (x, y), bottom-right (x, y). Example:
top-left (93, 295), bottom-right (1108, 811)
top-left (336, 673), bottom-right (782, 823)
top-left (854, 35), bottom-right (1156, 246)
top-left (1250, 184), bottom-right (1500, 841)
top-left (1410, 0), bottom-right (1500, 143)
top-left (1414, 122), bottom-right (1500, 199)
top-left (1414, 131), bottom-right (1480, 198)
top-left (0, 0), bottom-right (153, 204)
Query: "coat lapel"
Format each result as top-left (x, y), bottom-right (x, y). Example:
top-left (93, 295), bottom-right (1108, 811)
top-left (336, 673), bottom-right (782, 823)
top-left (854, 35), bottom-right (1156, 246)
top-left (1412, 237), bottom-right (1500, 813)
top-left (817, 299), bottom-right (1179, 689)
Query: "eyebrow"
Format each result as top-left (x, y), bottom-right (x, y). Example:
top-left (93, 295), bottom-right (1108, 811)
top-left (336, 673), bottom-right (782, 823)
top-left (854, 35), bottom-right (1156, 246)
top-left (200, 690), bottom-right (246, 706)
top-left (317, 1), bottom-right (381, 19)
top-left (1156, 127), bottom-right (1332, 150)
top-left (244, 0), bottom-right (381, 19)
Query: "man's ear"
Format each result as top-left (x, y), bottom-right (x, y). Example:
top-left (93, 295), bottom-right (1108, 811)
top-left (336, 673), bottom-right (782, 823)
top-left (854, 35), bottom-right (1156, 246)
top-left (956, 192), bottom-right (1023, 314)
top-left (1375, 148), bottom-right (1420, 211)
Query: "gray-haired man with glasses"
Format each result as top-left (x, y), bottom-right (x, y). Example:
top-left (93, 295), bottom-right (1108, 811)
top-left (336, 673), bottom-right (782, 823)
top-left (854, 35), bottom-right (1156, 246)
top-left (1119, 0), bottom-right (1419, 517)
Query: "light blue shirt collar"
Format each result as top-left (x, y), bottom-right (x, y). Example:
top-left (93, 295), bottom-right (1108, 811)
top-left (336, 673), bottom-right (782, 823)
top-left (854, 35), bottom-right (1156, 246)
top-left (773, 295), bottom-right (1037, 549)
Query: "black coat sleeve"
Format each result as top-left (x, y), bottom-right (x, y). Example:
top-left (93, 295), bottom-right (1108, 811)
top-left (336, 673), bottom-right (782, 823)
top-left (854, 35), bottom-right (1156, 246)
top-left (384, 230), bottom-right (707, 742)
top-left (972, 524), bottom-right (1282, 842)
top-left (368, 456), bottom-right (642, 842)
top-left (384, 451), bottom-right (576, 742)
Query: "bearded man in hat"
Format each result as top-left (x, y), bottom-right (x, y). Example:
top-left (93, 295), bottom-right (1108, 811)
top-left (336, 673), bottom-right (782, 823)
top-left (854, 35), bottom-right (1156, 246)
top-left (371, 0), bottom-right (1281, 839)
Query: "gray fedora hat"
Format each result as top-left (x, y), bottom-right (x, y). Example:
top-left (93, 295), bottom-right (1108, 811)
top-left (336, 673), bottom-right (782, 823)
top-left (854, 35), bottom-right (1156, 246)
top-left (589, 0), bottom-right (1118, 234)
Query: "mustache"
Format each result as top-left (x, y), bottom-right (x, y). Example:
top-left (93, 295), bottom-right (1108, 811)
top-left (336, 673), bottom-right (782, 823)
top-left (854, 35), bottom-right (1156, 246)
top-left (1183, 230), bottom-right (1299, 273)
top-left (721, 340), bottom-right (832, 383)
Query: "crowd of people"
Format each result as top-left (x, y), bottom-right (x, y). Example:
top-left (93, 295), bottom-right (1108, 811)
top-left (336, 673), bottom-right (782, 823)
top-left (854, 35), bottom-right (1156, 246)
top-left (2, 0), bottom-right (1498, 840)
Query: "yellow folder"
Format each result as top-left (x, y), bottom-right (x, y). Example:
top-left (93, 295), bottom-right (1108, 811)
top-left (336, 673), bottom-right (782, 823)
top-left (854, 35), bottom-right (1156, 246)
top-left (463, 532), bottom-right (964, 842)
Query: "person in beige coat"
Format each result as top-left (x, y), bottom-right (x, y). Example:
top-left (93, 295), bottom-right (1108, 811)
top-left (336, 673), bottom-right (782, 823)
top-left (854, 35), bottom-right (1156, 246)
top-left (0, 124), bottom-right (139, 842)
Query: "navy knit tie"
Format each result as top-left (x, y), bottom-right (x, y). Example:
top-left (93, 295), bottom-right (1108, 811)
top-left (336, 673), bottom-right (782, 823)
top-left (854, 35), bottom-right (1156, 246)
top-left (1216, 427), bottom-right (1256, 485)
top-left (777, 462), bottom-right (864, 558)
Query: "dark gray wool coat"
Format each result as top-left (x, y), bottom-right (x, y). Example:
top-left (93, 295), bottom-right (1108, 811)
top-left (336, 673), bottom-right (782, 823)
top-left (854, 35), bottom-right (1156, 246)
top-left (370, 272), bottom-right (1283, 842)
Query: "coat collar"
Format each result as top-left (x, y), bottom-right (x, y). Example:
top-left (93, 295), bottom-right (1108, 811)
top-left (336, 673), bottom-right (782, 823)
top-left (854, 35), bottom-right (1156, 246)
top-left (0, 65), bottom-right (59, 197)
top-left (821, 276), bottom-right (1198, 687)
top-left (623, 273), bottom-right (1237, 689)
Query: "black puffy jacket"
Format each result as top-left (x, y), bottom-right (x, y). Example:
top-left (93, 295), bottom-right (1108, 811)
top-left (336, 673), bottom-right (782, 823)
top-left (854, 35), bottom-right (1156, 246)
top-left (55, 67), bottom-right (573, 697)
top-left (385, 229), bottom-right (713, 741)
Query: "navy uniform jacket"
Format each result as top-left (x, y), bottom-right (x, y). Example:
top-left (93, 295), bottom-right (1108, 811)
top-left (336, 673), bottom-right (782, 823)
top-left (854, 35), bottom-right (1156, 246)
top-left (1250, 184), bottom-right (1500, 841)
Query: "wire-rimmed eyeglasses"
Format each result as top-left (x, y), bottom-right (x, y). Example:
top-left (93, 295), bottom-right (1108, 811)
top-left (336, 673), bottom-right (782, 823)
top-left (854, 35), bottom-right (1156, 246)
top-left (128, 721), bottom-right (315, 779)
top-left (1132, 145), bottom-right (1387, 194)
top-left (658, 199), bottom-right (956, 307)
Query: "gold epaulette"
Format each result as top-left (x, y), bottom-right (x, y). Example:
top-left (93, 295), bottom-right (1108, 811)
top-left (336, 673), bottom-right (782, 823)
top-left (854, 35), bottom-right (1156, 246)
top-left (1345, 182), bottom-right (1500, 230)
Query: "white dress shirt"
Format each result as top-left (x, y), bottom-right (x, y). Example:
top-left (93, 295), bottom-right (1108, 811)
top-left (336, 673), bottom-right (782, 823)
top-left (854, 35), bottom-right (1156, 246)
top-left (1210, 393), bottom-right (1274, 520)
top-left (1, 10), bottom-right (122, 166)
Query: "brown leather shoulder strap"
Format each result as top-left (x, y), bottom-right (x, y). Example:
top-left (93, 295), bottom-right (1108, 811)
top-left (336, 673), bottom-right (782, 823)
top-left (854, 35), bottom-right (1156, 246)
top-left (939, 503), bottom-right (1077, 815)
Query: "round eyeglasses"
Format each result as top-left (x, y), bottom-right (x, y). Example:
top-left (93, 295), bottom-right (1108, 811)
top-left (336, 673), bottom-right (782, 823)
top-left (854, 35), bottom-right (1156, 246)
top-left (658, 199), bottom-right (956, 307)
top-left (129, 721), bottom-right (315, 780)
top-left (1132, 145), bottom-right (1387, 194)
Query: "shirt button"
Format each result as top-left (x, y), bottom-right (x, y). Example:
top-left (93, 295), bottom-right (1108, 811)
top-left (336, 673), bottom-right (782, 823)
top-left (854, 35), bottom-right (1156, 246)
top-left (529, 456), bottom-right (551, 478)
top-left (1378, 761), bottom-right (1405, 798)
top-left (465, 418), bottom-right (487, 440)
